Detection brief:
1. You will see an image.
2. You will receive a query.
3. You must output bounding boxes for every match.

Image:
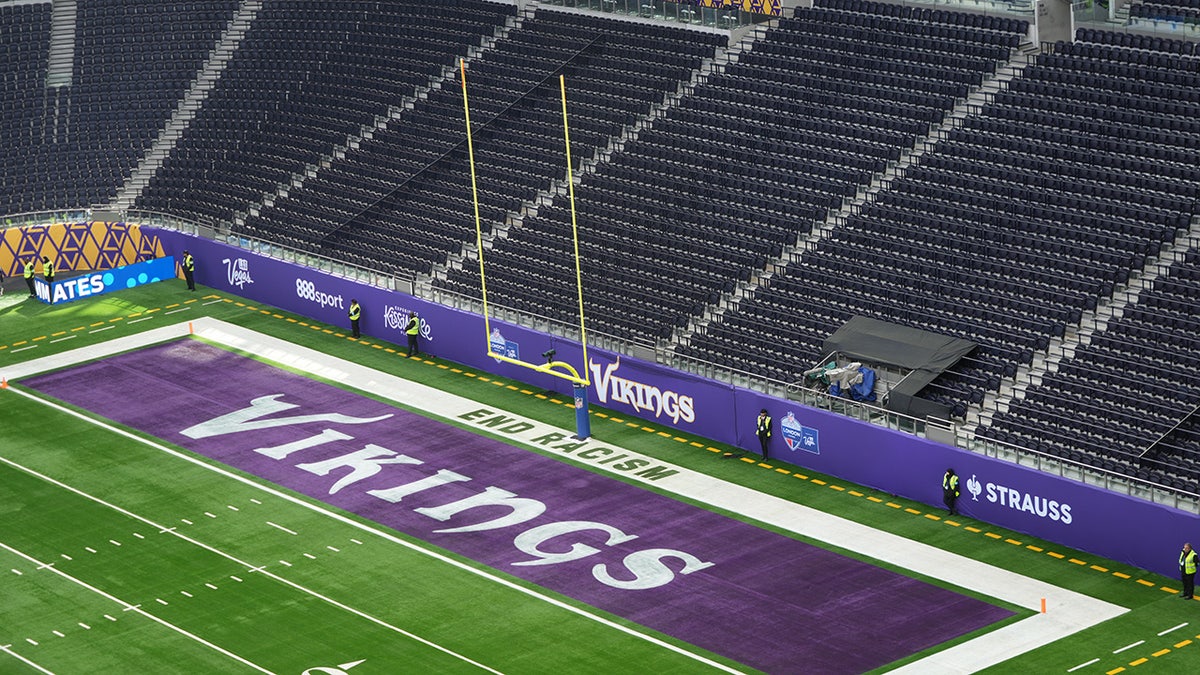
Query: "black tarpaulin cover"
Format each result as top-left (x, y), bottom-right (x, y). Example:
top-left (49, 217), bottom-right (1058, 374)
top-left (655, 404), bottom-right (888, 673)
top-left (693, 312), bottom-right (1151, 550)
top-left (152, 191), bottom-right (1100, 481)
top-left (821, 316), bottom-right (977, 419)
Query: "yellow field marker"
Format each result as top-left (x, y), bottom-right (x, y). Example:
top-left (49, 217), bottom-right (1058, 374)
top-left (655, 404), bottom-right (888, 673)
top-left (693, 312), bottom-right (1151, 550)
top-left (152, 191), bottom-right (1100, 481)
top-left (965, 526), bottom-right (982, 533)
top-left (1113, 572), bottom-right (1131, 579)
top-left (1135, 579), bottom-right (1155, 587)
top-left (1129, 658), bottom-right (1147, 667)
top-left (1090, 565), bottom-right (1109, 572)
top-left (905, 508), bottom-right (922, 515)
top-left (32, 335), bottom-right (46, 341)
top-left (829, 485), bottom-right (845, 491)
top-left (1005, 538), bottom-right (1022, 546)
top-left (924, 514), bottom-right (941, 521)
top-left (849, 490), bottom-right (863, 497)
top-left (867, 496), bottom-right (882, 503)
top-left (812, 479), bottom-right (827, 486)
top-left (1068, 558), bottom-right (1087, 566)
top-left (1027, 545), bottom-right (1044, 552)
top-left (886, 502), bottom-right (902, 509)
top-left (775, 468), bottom-right (790, 474)
top-left (1174, 640), bottom-right (1191, 648)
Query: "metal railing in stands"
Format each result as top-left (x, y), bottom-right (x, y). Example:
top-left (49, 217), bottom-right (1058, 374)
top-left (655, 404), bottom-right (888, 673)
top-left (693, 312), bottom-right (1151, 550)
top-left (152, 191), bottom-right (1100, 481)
top-left (4, 209), bottom-right (1197, 512)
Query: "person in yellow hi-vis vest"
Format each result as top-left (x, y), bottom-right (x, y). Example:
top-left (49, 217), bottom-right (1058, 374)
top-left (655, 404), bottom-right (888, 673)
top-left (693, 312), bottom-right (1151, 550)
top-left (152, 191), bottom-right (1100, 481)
top-left (182, 250), bottom-right (196, 291)
top-left (348, 299), bottom-right (361, 339)
top-left (24, 258), bottom-right (37, 296)
top-left (42, 256), bottom-right (55, 285)
top-left (1181, 542), bottom-right (1197, 600)
top-left (405, 311), bottom-right (421, 357)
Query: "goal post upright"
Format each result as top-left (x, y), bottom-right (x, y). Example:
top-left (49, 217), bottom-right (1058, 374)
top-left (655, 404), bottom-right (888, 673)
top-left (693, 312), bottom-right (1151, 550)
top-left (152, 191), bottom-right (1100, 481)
top-left (460, 62), bottom-right (592, 438)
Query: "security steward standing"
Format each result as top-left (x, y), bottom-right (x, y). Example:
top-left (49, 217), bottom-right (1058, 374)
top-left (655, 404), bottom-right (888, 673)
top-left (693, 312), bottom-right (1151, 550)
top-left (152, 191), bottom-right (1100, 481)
top-left (1181, 542), bottom-right (1197, 600)
top-left (348, 299), bottom-right (362, 339)
top-left (24, 257), bottom-right (36, 296)
top-left (405, 311), bottom-right (421, 357)
top-left (943, 468), bottom-right (960, 515)
top-left (182, 250), bottom-right (196, 291)
top-left (42, 256), bottom-right (54, 285)
top-left (756, 408), bottom-right (772, 459)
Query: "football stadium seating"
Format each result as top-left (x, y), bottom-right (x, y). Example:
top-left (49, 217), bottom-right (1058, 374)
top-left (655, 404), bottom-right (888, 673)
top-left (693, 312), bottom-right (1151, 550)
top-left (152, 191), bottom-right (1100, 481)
top-left (2, 0), bottom-right (1198, 490)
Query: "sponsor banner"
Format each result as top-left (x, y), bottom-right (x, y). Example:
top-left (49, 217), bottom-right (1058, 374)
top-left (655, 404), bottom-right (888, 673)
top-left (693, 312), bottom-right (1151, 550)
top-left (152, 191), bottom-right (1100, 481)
top-left (22, 340), bottom-right (1012, 673)
top-left (34, 256), bottom-right (176, 305)
top-left (153, 230), bottom-right (1200, 578)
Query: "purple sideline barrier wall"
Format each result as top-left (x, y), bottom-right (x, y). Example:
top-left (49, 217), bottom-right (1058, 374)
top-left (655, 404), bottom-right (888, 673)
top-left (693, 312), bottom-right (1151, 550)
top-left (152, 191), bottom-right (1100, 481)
top-left (161, 230), bottom-right (1198, 578)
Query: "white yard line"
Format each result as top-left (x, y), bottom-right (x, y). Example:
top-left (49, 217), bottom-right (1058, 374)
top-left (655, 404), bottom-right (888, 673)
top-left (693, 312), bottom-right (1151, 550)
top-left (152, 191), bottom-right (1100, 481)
top-left (0, 541), bottom-right (271, 674)
top-left (0, 449), bottom-right (505, 675)
top-left (2, 318), bottom-right (1129, 673)
top-left (0, 387), bottom-right (737, 675)
top-left (0, 644), bottom-right (55, 675)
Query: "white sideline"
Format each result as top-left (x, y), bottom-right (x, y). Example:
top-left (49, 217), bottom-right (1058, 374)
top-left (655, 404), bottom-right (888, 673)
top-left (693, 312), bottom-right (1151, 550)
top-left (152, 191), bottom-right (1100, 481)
top-left (2, 318), bottom-right (1127, 673)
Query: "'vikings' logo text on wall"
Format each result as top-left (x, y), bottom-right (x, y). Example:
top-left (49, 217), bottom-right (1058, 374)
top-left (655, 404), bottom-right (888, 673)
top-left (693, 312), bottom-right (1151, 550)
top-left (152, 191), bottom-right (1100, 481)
top-left (588, 357), bottom-right (695, 425)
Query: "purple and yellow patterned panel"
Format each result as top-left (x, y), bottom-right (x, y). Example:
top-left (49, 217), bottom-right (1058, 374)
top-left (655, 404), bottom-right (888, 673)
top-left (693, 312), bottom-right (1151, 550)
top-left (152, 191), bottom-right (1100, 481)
top-left (0, 222), bottom-right (167, 277)
top-left (696, 0), bottom-right (781, 17)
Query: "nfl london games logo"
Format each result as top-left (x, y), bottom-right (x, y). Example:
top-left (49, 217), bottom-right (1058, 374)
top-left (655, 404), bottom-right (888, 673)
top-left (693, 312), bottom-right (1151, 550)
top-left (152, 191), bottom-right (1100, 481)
top-left (780, 412), bottom-right (820, 455)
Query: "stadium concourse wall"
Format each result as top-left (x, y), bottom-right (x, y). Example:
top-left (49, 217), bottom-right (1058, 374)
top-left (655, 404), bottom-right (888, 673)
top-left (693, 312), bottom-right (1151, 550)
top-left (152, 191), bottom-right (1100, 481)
top-left (160, 229), bottom-right (1196, 579)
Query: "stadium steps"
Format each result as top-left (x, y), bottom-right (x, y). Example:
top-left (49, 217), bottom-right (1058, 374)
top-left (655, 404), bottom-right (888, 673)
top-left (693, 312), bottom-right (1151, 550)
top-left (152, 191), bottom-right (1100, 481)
top-left (671, 37), bottom-right (1039, 359)
top-left (970, 215), bottom-right (1200, 432)
top-left (251, 6), bottom-right (525, 274)
top-left (107, 0), bottom-right (263, 216)
top-left (45, 0), bottom-right (76, 88)
top-left (431, 8), bottom-right (748, 290)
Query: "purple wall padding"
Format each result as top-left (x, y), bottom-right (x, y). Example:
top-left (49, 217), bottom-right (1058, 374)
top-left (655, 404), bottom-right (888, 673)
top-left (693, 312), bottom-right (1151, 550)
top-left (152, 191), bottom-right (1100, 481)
top-left (157, 230), bottom-right (1200, 578)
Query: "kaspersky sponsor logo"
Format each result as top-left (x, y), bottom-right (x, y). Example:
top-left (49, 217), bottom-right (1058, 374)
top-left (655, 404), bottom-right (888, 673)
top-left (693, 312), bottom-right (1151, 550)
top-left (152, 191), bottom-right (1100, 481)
top-left (588, 357), bottom-right (695, 425)
top-left (966, 474), bottom-right (1073, 524)
top-left (384, 306), bottom-right (433, 341)
top-left (222, 257), bottom-right (254, 289)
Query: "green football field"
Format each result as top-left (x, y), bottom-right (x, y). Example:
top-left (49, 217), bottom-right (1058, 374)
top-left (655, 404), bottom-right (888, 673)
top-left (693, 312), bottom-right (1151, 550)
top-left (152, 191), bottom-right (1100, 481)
top-left (0, 282), bottom-right (1196, 674)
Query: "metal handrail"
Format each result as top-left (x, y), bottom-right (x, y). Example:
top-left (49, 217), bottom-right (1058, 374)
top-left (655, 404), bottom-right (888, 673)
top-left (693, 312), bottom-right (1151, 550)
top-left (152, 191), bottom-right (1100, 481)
top-left (4, 208), bottom-right (1197, 511)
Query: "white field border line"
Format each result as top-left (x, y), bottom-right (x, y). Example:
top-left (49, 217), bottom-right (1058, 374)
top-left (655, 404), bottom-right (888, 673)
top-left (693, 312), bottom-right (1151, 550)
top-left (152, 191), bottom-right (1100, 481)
top-left (2, 387), bottom-right (741, 675)
top-left (0, 644), bottom-right (55, 675)
top-left (0, 448), bottom-right (502, 675)
top-left (0, 540), bottom-right (271, 675)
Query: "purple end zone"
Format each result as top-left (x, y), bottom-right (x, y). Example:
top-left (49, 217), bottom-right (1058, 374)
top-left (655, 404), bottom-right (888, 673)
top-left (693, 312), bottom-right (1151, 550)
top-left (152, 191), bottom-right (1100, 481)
top-left (23, 340), bottom-right (1014, 673)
